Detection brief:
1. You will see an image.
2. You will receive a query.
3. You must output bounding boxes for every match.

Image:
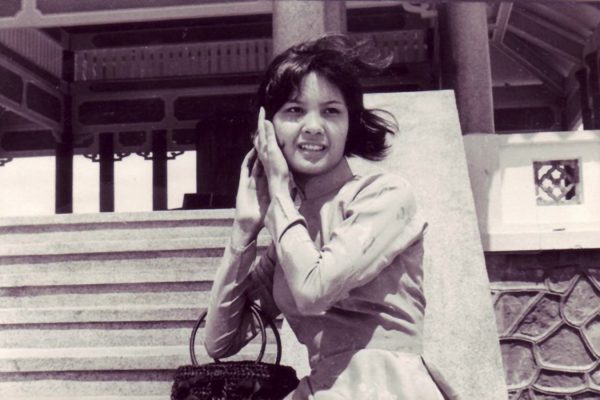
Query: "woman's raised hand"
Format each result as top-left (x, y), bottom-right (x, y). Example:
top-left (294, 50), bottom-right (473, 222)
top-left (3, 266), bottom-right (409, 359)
top-left (231, 148), bottom-right (270, 247)
top-left (254, 107), bottom-right (291, 198)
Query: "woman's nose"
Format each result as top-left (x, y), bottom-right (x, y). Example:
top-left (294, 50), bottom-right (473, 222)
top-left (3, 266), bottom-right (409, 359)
top-left (301, 112), bottom-right (324, 134)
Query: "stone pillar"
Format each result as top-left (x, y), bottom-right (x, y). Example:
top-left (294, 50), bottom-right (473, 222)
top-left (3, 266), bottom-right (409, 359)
top-left (272, 0), bottom-right (346, 56)
top-left (99, 132), bottom-right (114, 212)
top-left (442, 2), bottom-right (495, 134)
top-left (152, 130), bottom-right (168, 211)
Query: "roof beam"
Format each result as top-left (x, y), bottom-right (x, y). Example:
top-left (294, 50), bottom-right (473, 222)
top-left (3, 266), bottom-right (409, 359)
top-left (0, 0), bottom-right (273, 29)
top-left (508, 7), bottom-right (584, 63)
top-left (518, 2), bottom-right (592, 38)
top-left (0, 0), bottom-right (407, 29)
top-left (495, 36), bottom-right (565, 94)
top-left (492, 84), bottom-right (562, 109)
top-left (492, 3), bottom-right (512, 44)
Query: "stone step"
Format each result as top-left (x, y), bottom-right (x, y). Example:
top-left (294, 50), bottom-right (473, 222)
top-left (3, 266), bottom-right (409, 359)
top-left (0, 210), bottom-right (281, 399)
top-left (0, 210), bottom-right (234, 232)
top-left (0, 379), bottom-right (172, 399)
top-left (0, 211), bottom-right (234, 245)
top-left (0, 322), bottom-right (195, 349)
top-left (0, 304), bottom-right (207, 325)
top-left (0, 368), bottom-right (175, 397)
top-left (0, 256), bottom-right (221, 288)
top-left (0, 281), bottom-right (210, 308)
top-left (0, 322), bottom-right (281, 349)
top-left (2, 397), bottom-right (166, 400)
top-left (0, 343), bottom-right (276, 373)
top-left (1, 225), bottom-right (234, 245)
top-left (0, 233), bottom-right (270, 257)
top-left (0, 236), bottom-right (225, 257)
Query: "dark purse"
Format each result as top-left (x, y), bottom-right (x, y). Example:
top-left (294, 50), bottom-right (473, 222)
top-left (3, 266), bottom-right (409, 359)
top-left (171, 303), bottom-right (300, 400)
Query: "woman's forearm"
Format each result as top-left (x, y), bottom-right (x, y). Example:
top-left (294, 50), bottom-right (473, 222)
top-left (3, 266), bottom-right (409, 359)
top-left (203, 234), bottom-right (257, 358)
top-left (230, 219), bottom-right (259, 249)
top-left (264, 176), bottom-right (423, 315)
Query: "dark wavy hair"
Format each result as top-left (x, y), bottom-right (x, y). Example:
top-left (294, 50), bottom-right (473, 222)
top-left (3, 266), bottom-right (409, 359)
top-left (257, 34), bottom-right (398, 161)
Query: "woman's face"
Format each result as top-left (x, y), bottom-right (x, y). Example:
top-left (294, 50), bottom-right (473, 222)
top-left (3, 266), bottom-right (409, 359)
top-left (272, 71), bottom-right (349, 178)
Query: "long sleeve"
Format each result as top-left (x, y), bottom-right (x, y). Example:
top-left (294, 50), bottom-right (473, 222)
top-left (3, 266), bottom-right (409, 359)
top-left (264, 173), bottom-right (425, 316)
top-left (204, 239), bottom-right (280, 359)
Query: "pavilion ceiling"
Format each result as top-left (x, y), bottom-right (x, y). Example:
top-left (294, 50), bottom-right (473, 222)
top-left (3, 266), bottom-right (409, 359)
top-left (0, 1), bottom-right (600, 159)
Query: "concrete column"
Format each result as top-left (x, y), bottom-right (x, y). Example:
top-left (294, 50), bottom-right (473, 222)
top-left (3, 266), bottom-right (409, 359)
top-left (99, 133), bottom-right (115, 212)
top-left (443, 2), bottom-right (495, 134)
top-left (272, 0), bottom-right (346, 56)
top-left (152, 130), bottom-right (168, 211)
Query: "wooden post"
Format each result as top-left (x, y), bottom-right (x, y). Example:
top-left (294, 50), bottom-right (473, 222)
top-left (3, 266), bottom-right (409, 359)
top-left (586, 51), bottom-right (600, 129)
top-left (55, 96), bottom-right (73, 214)
top-left (152, 130), bottom-right (168, 211)
top-left (577, 67), bottom-right (594, 129)
top-left (55, 49), bottom-right (74, 213)
top-left (195, 121), bottom-right (217, 196)
top-left (99, 132), bottom-right (114, 212)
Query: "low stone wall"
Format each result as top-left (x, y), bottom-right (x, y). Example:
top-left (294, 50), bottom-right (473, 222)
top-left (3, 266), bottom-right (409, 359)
top-left (486, 250), bottom-right (600, 399)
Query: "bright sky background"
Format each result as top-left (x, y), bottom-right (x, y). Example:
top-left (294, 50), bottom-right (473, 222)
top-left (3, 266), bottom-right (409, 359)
top-left (0, 152), bottom-right (196, 217)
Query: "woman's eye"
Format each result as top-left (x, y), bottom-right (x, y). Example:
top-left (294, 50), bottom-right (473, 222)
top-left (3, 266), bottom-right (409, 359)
top-left (324, 108), bottom-right (341, 115)
top-left (285, 106), bottom-right (302, 113)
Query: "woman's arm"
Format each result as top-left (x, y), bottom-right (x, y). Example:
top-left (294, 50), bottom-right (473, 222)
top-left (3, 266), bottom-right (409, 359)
top-left (204, 148), bottom-right (279, 359)
top-left (204, 240), bottom-right (279, 359)
top-left (266, 174), bottom-right (425, 315)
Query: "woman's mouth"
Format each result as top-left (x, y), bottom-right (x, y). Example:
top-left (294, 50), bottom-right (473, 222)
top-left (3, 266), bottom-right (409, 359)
top-left (298, 143), bottom-right (326, 152)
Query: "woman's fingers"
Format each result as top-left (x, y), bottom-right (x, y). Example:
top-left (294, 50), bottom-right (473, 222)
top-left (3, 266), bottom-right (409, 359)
top-left (263, 119), bottom-right (278, 150)
top-left (256, 107), bottom-right (278, 158)
top-left (250, 156), bottom-right (264, 178)
top-left (257, 107), bottom-right (269, 156)
top-left (242, 148), bottom-right (257, 177)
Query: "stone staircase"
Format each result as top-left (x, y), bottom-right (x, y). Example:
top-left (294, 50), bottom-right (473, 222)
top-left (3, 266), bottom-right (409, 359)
top-left (0, 210), bottom-right (272, 399)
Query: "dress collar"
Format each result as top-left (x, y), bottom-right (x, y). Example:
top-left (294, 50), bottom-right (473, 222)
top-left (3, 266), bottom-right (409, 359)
top-left (294, 157), bottom-right (355, 200)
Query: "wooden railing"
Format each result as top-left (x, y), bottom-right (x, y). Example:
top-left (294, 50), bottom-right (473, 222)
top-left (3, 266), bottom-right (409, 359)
top-left (0, 28), bottom-right (63, 78)
top-left (73, 30), bottom-right (429, 82)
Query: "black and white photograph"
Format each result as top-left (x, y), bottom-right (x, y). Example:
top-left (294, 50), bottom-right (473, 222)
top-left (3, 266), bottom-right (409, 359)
top-left (1, 1), bottom-right (599, 399)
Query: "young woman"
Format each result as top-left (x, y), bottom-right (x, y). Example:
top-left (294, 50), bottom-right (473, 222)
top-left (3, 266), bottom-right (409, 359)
top-left (204, 35), bottom-right (456, 399)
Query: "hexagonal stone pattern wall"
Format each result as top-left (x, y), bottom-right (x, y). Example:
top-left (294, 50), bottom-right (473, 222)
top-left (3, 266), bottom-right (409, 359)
top-left (487, 251), bottom-right (600, 399)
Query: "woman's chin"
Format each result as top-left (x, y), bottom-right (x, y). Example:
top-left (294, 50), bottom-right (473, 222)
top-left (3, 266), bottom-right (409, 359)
top-left (290, 162), bottom-right (328, 177)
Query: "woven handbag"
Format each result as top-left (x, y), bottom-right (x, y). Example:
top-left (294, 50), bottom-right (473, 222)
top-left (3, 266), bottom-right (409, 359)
top-left (171, 303), bottom-right (299, 400)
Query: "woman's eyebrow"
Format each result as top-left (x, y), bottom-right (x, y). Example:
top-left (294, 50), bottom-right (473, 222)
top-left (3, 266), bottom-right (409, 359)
top-left (285, 98), bottom-right (344, 105)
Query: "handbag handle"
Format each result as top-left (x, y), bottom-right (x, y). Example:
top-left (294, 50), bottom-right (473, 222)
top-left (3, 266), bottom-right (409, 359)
top-left (189, 303), bottom-right (283, 366)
